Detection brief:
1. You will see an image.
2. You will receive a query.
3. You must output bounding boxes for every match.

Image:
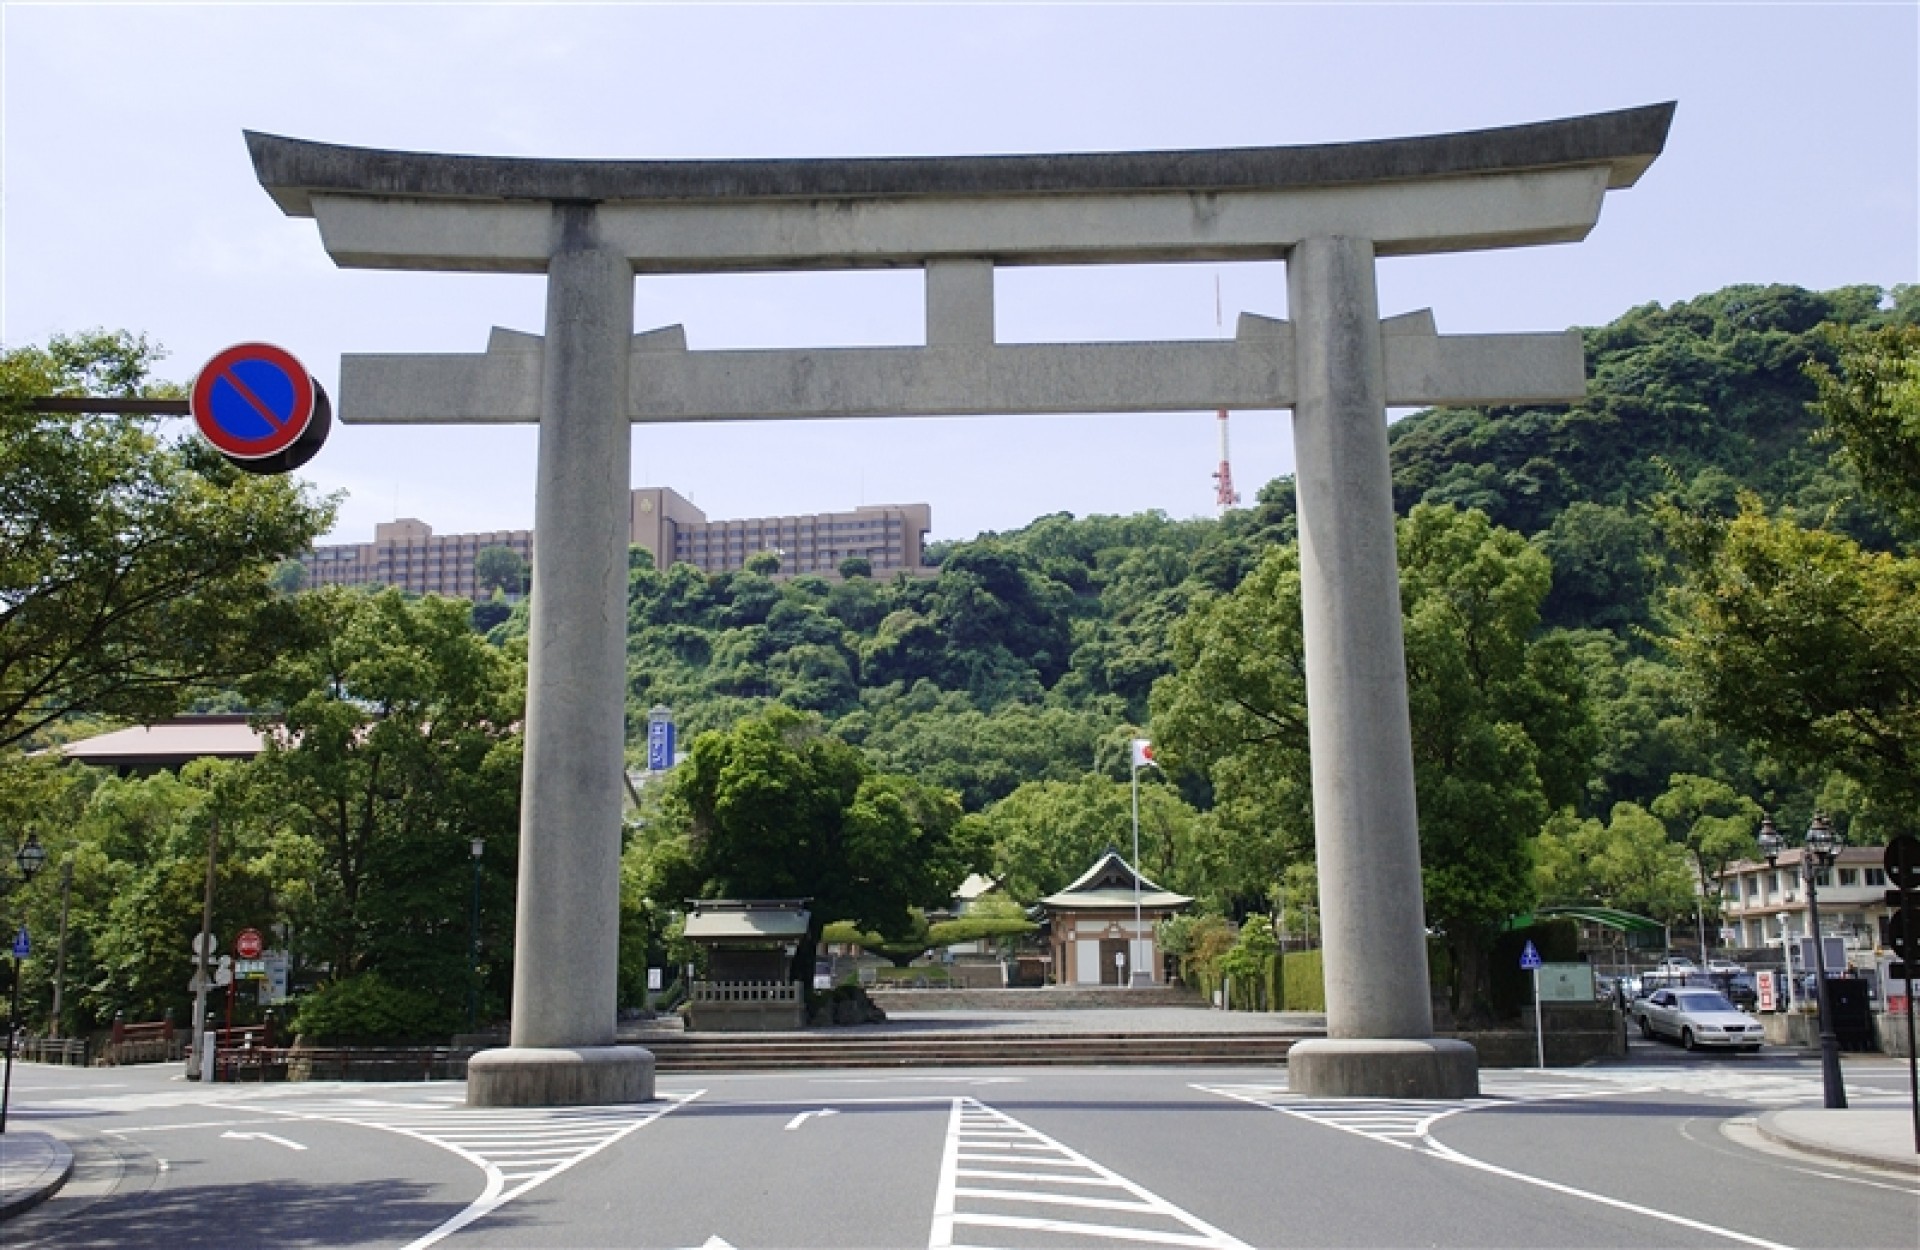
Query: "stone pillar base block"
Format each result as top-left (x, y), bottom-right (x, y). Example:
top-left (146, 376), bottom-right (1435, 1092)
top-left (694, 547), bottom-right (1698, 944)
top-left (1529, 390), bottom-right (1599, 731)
top-left (467, 1046), bottom-right (655, 1107)
top-left (1287, 1038), bottom-right (1479, 1099)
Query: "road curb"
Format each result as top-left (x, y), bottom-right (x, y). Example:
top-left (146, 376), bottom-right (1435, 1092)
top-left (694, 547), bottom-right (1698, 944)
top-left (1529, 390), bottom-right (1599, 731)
top-left (1754, 1110), bottom-right (1920, 1176)
top-left (0, 1131), bottom-right (76, 1221)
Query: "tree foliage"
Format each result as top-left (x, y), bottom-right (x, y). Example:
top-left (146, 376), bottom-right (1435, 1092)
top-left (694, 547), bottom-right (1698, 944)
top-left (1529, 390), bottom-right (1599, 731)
top-left (0, 331), bottom-right (335, 750)
top-left (636, 706), bottom-right (988, 972)
top-left (239, 588), bottom-right (525, 1026)
top-left (1658, 493), bottom-right (1920, 818)
top-left (1153, 504), bottom-right (1594, 1019)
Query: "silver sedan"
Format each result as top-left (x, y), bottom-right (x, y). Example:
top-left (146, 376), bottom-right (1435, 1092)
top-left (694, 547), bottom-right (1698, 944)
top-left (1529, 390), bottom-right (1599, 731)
top-left (1635, 987), bottom-right (1765, 1052)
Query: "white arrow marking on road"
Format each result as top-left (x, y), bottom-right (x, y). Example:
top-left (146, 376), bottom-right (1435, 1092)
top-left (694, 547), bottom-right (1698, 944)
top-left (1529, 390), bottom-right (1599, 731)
top-left (784, 1108), bottom-right (840, 1131)
top-left (222, 1130), bottom-right (307, 1151)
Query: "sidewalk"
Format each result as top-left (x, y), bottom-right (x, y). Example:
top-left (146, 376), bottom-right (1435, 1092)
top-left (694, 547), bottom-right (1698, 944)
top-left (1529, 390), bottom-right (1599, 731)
top-left (1756, 1107), bottom-right (1920, 1175)
top-left (0, 1130), bottom-right (74, 1220)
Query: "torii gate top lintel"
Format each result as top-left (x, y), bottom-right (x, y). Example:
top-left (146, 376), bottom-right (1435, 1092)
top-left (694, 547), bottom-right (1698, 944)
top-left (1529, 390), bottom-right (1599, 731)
top-left (246, 102), bottom-right (1672, 273)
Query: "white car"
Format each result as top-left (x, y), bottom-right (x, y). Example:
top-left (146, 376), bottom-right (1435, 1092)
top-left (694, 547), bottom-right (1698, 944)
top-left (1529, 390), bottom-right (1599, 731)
top-left (1635, 987), bottom-right (1765, 1052)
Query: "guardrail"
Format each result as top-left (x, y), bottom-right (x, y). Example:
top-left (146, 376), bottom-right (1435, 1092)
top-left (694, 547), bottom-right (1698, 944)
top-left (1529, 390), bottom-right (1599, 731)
top-left (14, 1037), bottom-right (89, 1066)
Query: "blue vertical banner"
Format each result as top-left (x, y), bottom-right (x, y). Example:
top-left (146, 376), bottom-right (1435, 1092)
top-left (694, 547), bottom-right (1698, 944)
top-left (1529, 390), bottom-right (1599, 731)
top-left (646, 705), bottom-right (676, 773)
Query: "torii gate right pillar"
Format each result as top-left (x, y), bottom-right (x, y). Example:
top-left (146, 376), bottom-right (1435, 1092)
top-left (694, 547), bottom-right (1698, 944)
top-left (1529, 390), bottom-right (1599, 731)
top-left (1286, 236), bottom-right (1476, 1096)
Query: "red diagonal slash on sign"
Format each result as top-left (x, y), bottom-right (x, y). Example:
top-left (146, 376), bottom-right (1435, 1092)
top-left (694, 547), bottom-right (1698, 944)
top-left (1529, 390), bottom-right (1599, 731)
top-left (218, 366), bottom-right (288, 431)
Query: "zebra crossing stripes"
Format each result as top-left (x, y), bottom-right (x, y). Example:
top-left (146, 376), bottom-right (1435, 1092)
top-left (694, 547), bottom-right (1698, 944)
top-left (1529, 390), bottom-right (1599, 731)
top-left (1566, 1066), bottom-right (1872, 1105)
top-left (1195, 1075), bottom-right (1623, 1154)
top-left (930, 1096), bottom-right (1252, 1250)
top-left (1197, 1084), bottom-right (1497, 1151)
top-left (232, 1089), bottom-right (704, 1250)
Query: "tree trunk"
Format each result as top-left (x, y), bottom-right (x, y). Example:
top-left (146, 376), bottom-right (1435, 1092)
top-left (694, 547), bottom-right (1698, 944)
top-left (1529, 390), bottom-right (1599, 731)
top-left (1449, 929), bottom-right (1494, 1027)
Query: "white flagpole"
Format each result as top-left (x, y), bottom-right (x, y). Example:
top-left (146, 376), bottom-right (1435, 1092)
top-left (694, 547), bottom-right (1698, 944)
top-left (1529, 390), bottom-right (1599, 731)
top-left (1131, 751), bottom-right (1143, 987)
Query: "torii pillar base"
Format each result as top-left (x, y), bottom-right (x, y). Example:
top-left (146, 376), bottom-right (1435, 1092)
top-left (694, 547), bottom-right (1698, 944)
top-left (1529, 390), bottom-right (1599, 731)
top-left (1287, 1038), bottom-right (1480, 1099)
top-left (467, 1046), bottom-right (656, 1107)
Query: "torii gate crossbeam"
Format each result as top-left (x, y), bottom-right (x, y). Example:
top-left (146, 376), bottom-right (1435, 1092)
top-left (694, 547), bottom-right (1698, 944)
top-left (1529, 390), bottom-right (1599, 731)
top-left (249, 103), bottom-right (1671, 1105)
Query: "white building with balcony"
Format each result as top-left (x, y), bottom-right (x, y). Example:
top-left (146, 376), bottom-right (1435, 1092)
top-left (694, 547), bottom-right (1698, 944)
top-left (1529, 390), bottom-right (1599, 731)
top-left (1717, 846), bottom-right (1893, 956)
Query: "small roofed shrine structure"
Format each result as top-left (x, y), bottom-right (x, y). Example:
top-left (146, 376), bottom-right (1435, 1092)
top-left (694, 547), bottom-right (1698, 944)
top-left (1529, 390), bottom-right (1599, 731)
top-left (682, 900), bottom-right (810, 1031)
top-left (1039, 850), bottom-right (1191, 986)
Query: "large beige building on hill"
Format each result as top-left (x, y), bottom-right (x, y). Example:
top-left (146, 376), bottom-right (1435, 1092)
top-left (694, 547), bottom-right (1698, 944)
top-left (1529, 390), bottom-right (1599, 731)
top-left (305, 488), bottom-right (932, 600)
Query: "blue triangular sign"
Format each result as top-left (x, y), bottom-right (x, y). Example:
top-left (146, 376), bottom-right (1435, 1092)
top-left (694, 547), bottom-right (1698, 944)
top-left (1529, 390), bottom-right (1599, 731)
top-left (1519, 940), bottom-right (1542, 970)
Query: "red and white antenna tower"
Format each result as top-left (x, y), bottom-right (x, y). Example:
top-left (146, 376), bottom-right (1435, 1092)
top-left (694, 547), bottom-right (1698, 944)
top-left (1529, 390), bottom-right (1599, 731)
top-left (1212, 408), bottom-right (1241, 510)
top-left (1210, 274), bottom-right (1241, 511)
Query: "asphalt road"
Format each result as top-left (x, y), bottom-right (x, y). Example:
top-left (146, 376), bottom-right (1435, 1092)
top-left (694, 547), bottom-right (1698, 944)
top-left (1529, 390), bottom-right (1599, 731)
top-left (6, 1042), bottom-right (1917, 1250)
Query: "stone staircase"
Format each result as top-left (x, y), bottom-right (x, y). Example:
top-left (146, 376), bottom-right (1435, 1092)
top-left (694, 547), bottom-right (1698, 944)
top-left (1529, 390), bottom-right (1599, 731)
top-left (633, 1028), bottom-right (1310, 1072)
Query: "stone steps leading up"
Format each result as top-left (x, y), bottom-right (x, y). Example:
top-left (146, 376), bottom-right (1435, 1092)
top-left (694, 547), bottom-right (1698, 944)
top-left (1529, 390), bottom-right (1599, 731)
top-left (633, 1029), bottom-right (1308, 1071)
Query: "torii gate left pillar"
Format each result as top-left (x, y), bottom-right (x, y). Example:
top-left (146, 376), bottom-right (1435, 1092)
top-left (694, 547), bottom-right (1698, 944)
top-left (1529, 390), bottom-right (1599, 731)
top-left (248, 103), bottom-right (1670, 1106)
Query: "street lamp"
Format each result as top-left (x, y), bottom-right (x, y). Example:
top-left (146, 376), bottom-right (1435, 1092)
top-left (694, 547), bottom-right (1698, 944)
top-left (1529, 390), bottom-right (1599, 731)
top-left (467, 837), bottom-right (484, 1032)
top-left (1759, 813), bottom-right (1847, 1110)
top-left (3, 832), bottom-right (47, 1134)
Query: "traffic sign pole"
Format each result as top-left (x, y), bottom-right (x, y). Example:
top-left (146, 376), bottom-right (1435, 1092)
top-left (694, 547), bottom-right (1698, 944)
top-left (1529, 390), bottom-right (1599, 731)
top-left (1533, 966), bottom-right (1544, 1068)
top-left (1520, 940), bottom-right (1545, 1068)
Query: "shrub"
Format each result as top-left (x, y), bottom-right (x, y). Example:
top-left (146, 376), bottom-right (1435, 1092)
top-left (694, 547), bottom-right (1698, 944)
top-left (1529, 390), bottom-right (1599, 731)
top-left (290, 973), bottom-right (460, 1044)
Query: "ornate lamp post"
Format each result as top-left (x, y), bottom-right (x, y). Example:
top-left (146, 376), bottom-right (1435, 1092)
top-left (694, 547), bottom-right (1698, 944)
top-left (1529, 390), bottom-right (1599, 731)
top-left (467, 837), bottom-right (485, 1032)
top-left (2, 833), bottom-right (48, 1134)
top-left (1759, 813), bottom-right (1847, 1110)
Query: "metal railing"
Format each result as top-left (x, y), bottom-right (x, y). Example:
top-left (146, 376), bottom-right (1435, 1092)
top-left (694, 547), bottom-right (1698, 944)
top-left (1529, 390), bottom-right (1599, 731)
top-left (689, 980), bottom-right (800, 1003)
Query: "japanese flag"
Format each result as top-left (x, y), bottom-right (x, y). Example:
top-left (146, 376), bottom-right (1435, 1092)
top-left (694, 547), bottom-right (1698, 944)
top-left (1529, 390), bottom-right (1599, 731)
top-left (1130, 738), bottom-right (1158, 769)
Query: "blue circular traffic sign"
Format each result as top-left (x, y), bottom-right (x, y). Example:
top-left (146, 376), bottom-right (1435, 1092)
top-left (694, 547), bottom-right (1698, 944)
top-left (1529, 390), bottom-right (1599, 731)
top-left (189, 343), bottom-right (330, 474)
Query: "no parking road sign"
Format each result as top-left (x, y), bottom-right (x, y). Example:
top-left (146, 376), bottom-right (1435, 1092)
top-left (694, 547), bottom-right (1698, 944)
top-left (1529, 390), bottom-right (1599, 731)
top-left (190, 342), bottom-right (331, 475)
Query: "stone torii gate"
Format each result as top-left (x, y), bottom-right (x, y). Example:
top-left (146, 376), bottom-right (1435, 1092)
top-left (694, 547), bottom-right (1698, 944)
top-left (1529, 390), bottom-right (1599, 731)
top-left (248, 103), bottom-right (1671, 1105)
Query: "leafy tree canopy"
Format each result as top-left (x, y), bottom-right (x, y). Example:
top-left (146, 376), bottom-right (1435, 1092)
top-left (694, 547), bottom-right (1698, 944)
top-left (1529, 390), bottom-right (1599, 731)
top-left (0, 330), bottom-right (336, 750)
top-left (637, 705), bottom-right (989, 967)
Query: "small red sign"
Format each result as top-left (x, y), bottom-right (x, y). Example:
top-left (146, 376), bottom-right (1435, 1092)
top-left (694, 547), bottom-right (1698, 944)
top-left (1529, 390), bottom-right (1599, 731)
top-left (235, 928), bottom-right (264, 960)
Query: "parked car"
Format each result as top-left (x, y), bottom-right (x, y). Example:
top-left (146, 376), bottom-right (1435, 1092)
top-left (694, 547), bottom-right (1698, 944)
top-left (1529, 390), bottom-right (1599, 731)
top-left (1634, 987), bottom-right (1765, 1052)
top-left (1656, 957), bottom-right (1698, 974)
top-left (1712, 971), bottom-right (1758, 1011)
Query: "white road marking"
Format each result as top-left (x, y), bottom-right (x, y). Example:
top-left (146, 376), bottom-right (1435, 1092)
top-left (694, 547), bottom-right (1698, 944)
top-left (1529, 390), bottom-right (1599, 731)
top-left (930, 1096), bottom-right (1251, 1250)
top-left (784, 1108), bottom-right (840, 1130)
top-left (1198, 1081), bottom-right (1798, 1250)
top-left (227, 1088), bottom-right (705, 1250)
top-left (827, 1075), bottom-right (1025, 1085)
top-left (106, 1117), bottom-right (295, 1135)
top-left (220, 1130), bottom-right (307, 1150)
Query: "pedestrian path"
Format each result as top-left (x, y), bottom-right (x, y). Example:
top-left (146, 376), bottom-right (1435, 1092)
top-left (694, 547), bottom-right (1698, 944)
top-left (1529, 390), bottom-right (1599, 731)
top-left (229, 1088), bottom-right (705, 1250)
top-left (929, 1096), bottom-right (1251, 1249)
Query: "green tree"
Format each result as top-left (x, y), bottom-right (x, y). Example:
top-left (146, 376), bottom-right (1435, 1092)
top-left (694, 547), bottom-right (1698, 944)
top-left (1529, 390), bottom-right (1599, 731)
top-left (1649, 773), bottom-right (1760, 948)
top-left (978, 774), bottom-right (1212, 904)
top-left (0, 331), bottom-right (335, 751)
top-left (270, 559), bottom-right (308, 594)
top-left (639, 705), bottom-right (987, 975)
top-left (1535, 803), bottom-right (1696, 921)
top-left (1807, 321), bottom-right (1920, 529)
top-left (1658, 493), bottom-right (1920, 817)
top-left (836, 555), bottom-right (872, 580)
top-left (1155, 505), bottom-right (1594, 1021)
top-left (473, 545), bottom-right (528, 597)
top-left (239, 588), bottom-right (525, 1029)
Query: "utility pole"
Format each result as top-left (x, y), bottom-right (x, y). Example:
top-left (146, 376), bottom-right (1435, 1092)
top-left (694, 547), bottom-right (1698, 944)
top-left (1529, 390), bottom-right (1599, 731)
top-left (49, 856), bottom-right (72, 1037)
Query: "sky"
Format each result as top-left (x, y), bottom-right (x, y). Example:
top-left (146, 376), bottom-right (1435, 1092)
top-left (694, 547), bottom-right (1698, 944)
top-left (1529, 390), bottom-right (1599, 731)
top-left (3, 2), bottom-right (1915, 547)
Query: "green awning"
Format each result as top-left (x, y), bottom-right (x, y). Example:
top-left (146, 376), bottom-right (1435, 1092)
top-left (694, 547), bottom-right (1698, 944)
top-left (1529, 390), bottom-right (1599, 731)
top-left (1509, 905), bottom-right (1665, 934)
